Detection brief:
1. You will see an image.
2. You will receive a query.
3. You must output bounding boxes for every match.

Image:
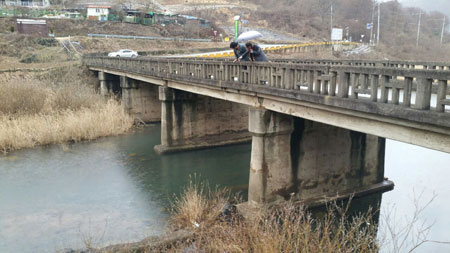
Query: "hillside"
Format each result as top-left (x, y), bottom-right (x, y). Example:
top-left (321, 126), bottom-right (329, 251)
top-left (164, 0), bottom-right (450, 61)
top-left (2, 0), bottom-right (450, 61)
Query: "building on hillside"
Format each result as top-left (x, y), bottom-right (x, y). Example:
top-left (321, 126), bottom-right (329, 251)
top-left (179, 15), bottom-right (211, 28)
top-left (86, 5), bottom-right (110, 21)
top-left (0, 0), bottom-right (50, 7)
top-left (153, 12), bottom-right (180, 25)
top-left (16, 18), bottom-right (48, 36)
top-left (124, 10), bottom-right (141, 23)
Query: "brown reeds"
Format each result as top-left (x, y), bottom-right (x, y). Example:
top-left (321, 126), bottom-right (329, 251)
top-left (168, 182), bottom-right (379, 253)
top-left (0, 68), bottom-right (133, 153)
top-left (169, 179), bottom-right (232, 231)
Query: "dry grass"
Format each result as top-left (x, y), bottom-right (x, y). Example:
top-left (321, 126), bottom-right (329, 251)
top-left (169, 179), bottom-right (232, 230)
top-left (0, 66), bottom-right (133, 153)
top-left (0, 100), bottom-right (133, 153)
top-left (167, 182), bottom-right (379, 253)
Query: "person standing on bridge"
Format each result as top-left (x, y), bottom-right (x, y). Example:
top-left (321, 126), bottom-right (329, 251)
top-left (230, 42), bottom-right (250, 62)
top-left (246, 42), bottom-right (268, 62)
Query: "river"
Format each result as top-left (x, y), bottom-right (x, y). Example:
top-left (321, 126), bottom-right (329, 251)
top-left (0, 125), bottom-right (449, 252)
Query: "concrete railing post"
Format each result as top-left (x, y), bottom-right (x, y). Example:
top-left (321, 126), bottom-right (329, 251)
top-left (337, 71), bottom-right (350, 98)
top-left (329, 71), bottom-right (337, 96)
top-left (402, 77), bottom-right (413, 107)
top-left (379, 75), bottom-right (390, 103)
top-left (415, 78), bottom-right (433, 110)
top-left (370, 74), bottom-right (379, 102)
top-left (436, 80), bottom-right (448, 112)
top-left (350, 73), bottom-right (360, 99)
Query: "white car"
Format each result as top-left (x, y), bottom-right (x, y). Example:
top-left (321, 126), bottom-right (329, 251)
top-left (108, 49), bottom-right (138, 58)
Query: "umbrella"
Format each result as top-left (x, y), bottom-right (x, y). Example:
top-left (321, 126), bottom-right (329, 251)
top-left (237, 31), bottom-right (263, 42)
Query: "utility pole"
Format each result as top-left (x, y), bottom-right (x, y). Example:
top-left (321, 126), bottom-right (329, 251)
top-left (416, 10), bottom-right (422, 47)
top-left (330, 0), bottom-right (333, 41)
top-left (370, 1), bottom-right (376, 45)
top-left (377, 1), bottom-right (380, 45)
top-left (441, 16), bottom-right (446, 45)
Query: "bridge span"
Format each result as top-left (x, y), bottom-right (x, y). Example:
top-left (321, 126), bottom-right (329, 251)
top-left (83, 55), bottom-right (450, 208)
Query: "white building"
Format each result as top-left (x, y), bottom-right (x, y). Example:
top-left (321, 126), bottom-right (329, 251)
top-left (1, 0), bottom-right (50, 7)
top-left (86, 5), bottom-right (110, 21)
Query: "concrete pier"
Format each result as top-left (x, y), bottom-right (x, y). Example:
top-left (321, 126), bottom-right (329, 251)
top-left (98, 71), bottom-right (120, 96)
top-left (247, 108), bottom-right (390, 207)
top-left (120, 77), bottom-right (161, 122)
top-left (248, 108), bottom-right (294, 205)
top-left (154, 86), bottom-right (250, 154)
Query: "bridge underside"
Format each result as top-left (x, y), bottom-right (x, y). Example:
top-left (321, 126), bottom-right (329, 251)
top-left (92, 69), bottom-right (397, 207)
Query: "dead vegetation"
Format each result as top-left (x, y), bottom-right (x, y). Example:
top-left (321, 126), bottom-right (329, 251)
top-left (0, 65), bottom-right (133, 153)
top-left (156, 181), bottom-right (380, 252)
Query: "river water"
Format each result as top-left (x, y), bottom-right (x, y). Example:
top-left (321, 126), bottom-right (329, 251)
top-left (0, 125), bottom-right (449, 252)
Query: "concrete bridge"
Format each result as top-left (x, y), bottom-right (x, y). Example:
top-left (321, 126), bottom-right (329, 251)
top-left (83, 55), bottom-right (450, 208)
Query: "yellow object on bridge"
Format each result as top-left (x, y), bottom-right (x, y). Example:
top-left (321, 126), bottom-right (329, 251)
top-left (191, 41), bottom-right (360, 58)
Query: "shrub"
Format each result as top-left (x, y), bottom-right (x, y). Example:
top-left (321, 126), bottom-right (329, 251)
top-left (37, 38), bottom-right (58, 47)
top-left (169, 178), bottom-right (231, 230)
top-left (19, 53), bottom-right (38, 63)
top-left (169, 182), bottom-right (379, 252)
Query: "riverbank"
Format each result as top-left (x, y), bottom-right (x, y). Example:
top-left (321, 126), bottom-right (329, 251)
top-left (86, 182), bottom-right (380, 252)
top-left (0, 64), bottom-right (133, 153)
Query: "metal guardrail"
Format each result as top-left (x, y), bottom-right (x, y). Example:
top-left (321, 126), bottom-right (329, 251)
top-left (83, 56), bottom-right (450, 128)
top-left (87, 33), bottom-right (211, 42)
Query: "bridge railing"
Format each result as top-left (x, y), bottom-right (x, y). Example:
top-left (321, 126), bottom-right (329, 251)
top-left (83, 56), bottom-right (450, 126)
top-left (271, 59), bottom-right (450, 70)
top-left (171, 57), bottom-right (450, 70)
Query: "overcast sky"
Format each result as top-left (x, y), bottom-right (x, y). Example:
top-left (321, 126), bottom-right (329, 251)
top-left (385, 0), bottom-right (450, 16)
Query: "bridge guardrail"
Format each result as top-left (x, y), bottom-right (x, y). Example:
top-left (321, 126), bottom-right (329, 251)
top-left (83, 56), bottom-right (450, 127)
top-left (271, 59), bottom-right (450, 70)
top-left (163, 57), bottom-right (450, 71)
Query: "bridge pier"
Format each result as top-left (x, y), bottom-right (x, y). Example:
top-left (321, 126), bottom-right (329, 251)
top-left (248, 108), bottom-right (295, 204)
top-left (247, 108), bottom-right (392, 208)
top-left (154, 87), bottom-right (250, 154)
top-left (98, 71), bottom-right (120, 96)
top-left (120, 76), bottom-right (161, 123)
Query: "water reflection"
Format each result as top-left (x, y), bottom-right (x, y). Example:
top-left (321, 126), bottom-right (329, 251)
top-left (0, 125), bottom-right (250, 252)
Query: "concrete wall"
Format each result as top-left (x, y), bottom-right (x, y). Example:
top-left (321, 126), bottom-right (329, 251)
top-left (121, 77), bottom-right (161, 122)
top-left (155, 86), bottom-right (250, 153)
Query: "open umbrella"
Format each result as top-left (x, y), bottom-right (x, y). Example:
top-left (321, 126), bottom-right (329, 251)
top-left (237, 31), bottom-right (263, 42)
